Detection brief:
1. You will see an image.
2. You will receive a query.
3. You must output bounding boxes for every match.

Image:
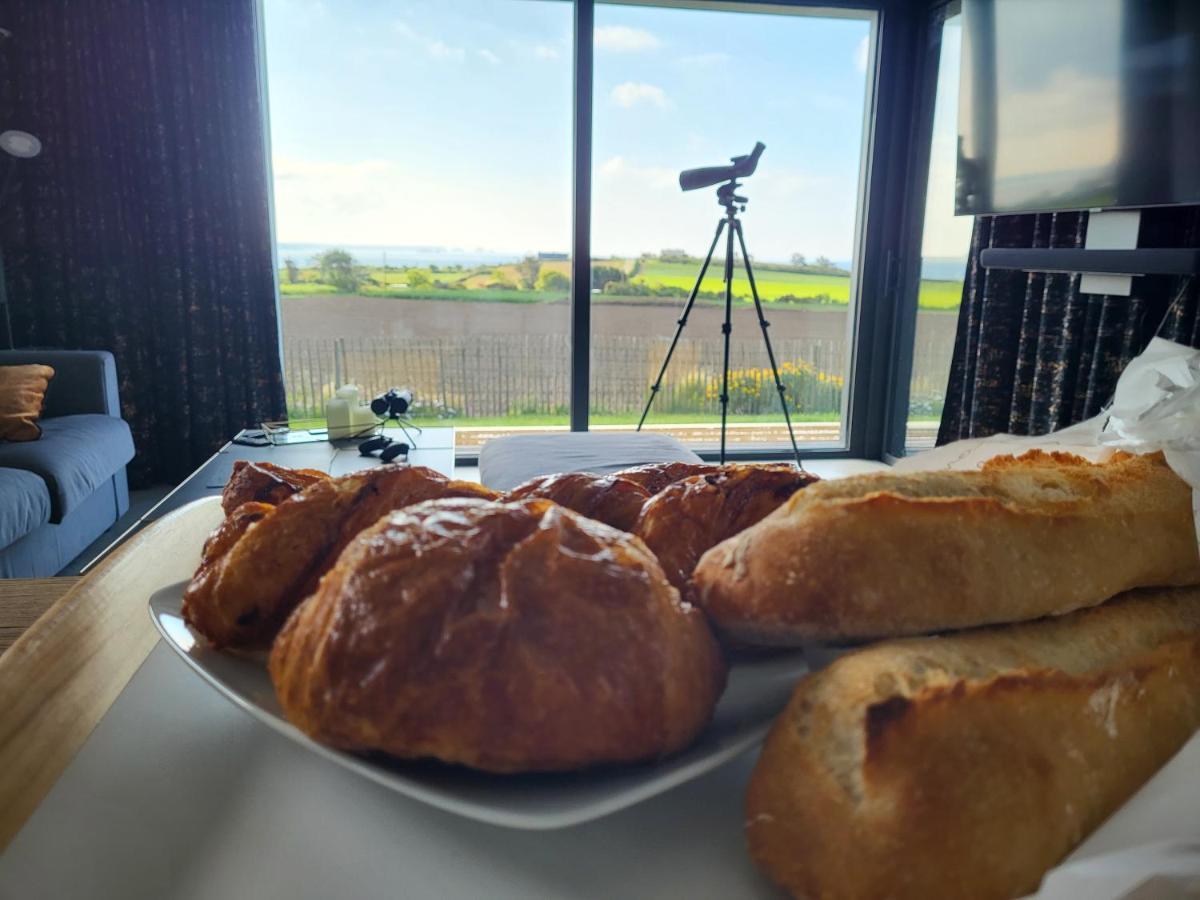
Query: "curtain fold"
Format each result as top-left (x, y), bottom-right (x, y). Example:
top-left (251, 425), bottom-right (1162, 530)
top-left (1, 0), bottom-right (286, 486)
top-left (938, 205), bottom-right (1200, 444)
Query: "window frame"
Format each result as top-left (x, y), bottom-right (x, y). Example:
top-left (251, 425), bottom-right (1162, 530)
top-left (568, 0), bottom-right (934, 463)
top-left (257, 0), bottom-right (939, 464)
top-left (880, 0), bottom-right (962, 461)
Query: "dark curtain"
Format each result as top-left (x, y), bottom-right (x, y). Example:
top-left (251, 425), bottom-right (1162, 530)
top-left (938, 205), bottom-right (1200, 444)
top-left (0, 1), bottom-right (286, 486)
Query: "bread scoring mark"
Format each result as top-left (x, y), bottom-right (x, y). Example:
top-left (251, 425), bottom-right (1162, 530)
top-left (1087, 678), bottom-right (1125, 738)
top-left (731, 534), bottom-right (752, 581)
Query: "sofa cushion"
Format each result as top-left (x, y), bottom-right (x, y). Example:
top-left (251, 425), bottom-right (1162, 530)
top-left (480, 432), bottom-right (704, 491)
top-left (0, 466), bottom-right (52, 551)
top-left (0, 364), bottom-right (54, 441)
top-left (0, 414), bottom-right (135, 522)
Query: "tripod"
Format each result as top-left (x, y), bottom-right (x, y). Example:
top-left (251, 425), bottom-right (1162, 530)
top-left (636, 179), bottom-right (804, 466)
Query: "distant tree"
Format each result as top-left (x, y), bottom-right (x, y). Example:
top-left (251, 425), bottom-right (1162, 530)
top-left (516, 256), bottom-right (541, 290)
top-left (538, 270), bottom-right (570, 292)
top-left (312, 249), bottom-right (363, 293)
top-left (815, 255), bottom-right (834, 269)
top-left (790, 253), bottom-right (807, 267)
top-left (591, 265), bottom-right (624, 291)
top-left (405, 268), bottom-right (431, 289)
top-left (283, 257), bottom-right (299, 284)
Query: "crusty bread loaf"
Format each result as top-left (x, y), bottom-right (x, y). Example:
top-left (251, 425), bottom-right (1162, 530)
top-left (693, 450), bottom-right (1200, 643)
top-left (746, 587), bottom-right (1200, 900)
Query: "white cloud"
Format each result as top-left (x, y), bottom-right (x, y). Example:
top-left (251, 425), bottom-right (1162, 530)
top-left (428, 40), bottom-right (465, 62)
top-left (393, 19), bottom-right (465, 63)
top-left (533, 44), bottom-right (559, 60)
top-left (597, 156), bottom-right (676, 190)
top-left (273, 156), bottom-right (394, 181)
top-left (611, 82), bottom-right (669, 109)
top-left (676, 52), bottom-right (729, 67)
top-left (595, 25), bottom-right (661, 52)
top-left (854, 35), bottom-right (870, 73)
top-left (477, 48), bottom-right (501, 65)
top-left (757, 168), bottom-right (833, 196)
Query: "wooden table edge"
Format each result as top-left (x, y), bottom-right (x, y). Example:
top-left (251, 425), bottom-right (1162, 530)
top-left (0, 502), bottom-right (208, 850)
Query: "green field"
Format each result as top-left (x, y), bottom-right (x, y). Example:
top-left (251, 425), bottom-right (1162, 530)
top-left (278, 256), bottom-right (962, 311)
top-left (635, 259), bottom-right (853, 302)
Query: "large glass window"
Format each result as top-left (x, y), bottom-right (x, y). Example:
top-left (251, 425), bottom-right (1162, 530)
top-left (590, 3), bottom-right (873, 451)
top-left (262, 0), bottom-right (903, 458)
top-left (906, 10), bottom-right (973, 448)
top-left (263, 0), bottom-right (573, 452)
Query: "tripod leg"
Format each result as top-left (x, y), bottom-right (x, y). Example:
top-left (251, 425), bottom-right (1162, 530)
top-left (637, 218), bottom-right (727, 431)
top-left (734, 219), bottom-right (804, 468)
top-left (718, 216), bottom-right (737, 463)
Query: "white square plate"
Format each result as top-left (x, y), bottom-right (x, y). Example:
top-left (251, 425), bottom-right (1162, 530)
top-left (149, 580), bottom-right (810, 830)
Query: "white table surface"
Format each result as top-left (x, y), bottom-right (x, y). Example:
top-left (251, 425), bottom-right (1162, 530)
top-left (0, 638), bottom-right (776, 899)
top-left (6, 455), bottom-right (1190, 899)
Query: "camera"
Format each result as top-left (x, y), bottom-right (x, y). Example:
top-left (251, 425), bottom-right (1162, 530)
top-left (370, 388), bottom-right (413, 419)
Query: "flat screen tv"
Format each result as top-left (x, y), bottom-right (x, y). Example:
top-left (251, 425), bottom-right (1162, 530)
top-left (956, 0), bottom-right (1200, 216)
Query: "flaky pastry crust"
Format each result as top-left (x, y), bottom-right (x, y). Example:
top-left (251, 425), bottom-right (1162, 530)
top-left (269, 497), bottom-right (727, 772)
top-left (184, 465), bottom-right (496, 649)
top-left (634, 463), bottom-right (818, 592)
top-left (221, 460), bottom-right (330, 515)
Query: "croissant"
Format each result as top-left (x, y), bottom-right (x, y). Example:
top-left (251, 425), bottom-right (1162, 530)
top-left (634, 464), bottom-right (819, 593)
top-left (269, 497), bottom-right (727, 773)
top-left (221, 460), bottom-right (330, 515)
top-left (183, 465), bottom-right (496, 649)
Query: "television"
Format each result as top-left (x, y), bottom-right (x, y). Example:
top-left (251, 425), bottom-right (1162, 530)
top-left (956, 0), bottom-right (1200, 217)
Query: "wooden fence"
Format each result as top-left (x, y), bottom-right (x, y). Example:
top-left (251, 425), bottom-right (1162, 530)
top-left (283, 332), bottom-right (954, 421)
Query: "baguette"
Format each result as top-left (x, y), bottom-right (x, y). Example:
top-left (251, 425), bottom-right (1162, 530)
top-left (693, 450), bottom-right (1200, 643)
top-left (745, 587), bottom-right (1200, 900)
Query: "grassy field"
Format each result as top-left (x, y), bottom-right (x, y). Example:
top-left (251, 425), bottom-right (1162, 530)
top-left (278, 257), bottom-right (962, 311)
top-left (635, 259), bottom-right (853, 302)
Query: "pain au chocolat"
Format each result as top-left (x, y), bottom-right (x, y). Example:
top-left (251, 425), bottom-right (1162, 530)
top-left (503, 461), bottom-right (718, 532)
top-left (633, 463), bottom-right (818, 593)
top-left (184, 465), bottom-right (496, 649)
top-left (269, 497), bottom-right (727, 773)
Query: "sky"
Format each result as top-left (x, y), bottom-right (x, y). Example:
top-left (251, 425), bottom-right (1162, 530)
top-left (264, 0), bottom-right (970, 264)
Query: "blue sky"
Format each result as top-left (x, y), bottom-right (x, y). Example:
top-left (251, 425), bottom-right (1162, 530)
top-left (265, 1), bottom-right (969, 263)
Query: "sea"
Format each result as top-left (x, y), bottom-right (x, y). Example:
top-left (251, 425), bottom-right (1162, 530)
top-left (276, 243), bottom-right (523, 268)
top-left (276, 243), bottom-right (968, 281)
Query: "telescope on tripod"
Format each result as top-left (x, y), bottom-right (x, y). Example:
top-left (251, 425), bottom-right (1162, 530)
top-left (637, 142), bottom-right (803, 466)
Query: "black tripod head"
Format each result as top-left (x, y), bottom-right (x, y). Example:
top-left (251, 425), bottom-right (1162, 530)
top-left (716, 180), bottom-right (748, 215)
top-left (678, 142), bottom-right (765, 192)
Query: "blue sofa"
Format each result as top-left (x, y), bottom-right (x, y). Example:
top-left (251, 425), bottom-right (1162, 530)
top-left (0, 350), bottom-right (135, 577)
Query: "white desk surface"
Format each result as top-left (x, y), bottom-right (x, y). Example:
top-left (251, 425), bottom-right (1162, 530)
top-left (0, 457), bottom-right (882, 900)
top-left (0, 639), bottom-right (775, 899)
top-left (9, 455), bottom-right (1189, 898)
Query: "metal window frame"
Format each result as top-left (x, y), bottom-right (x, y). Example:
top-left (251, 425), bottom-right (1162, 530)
top-left (880, 0), bottom-right (960, 462)
top-left (256, 0), bottom-right (933, 466)
top-left (567, 0), bottom-right (929, 464)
